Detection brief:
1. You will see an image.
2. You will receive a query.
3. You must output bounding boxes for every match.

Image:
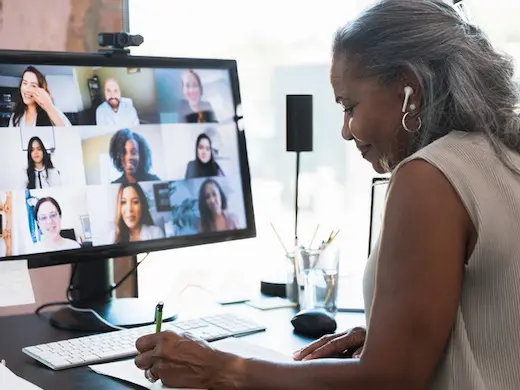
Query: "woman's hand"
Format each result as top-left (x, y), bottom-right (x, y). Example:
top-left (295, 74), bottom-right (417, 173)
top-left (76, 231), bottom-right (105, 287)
top-left (33, 87), bottom-right (53, 111)
top-left (293, 326), bottom-right (366, 361)
top-left (135, 331), bottom-right (238, 388)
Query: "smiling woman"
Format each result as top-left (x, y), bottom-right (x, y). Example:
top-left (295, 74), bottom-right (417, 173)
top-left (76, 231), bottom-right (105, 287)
top-left (9, 66), bottom-right (72, 128)
top-left (113, 182), bottom-right (164, 244)
top-left (108, 128), bottom-right (161, 184)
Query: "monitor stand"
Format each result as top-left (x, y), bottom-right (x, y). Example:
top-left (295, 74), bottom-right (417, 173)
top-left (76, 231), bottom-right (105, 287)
top-left (49, 257), bottom-right (177, 333)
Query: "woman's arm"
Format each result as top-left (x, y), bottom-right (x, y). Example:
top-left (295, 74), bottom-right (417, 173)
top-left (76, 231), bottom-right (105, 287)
top-left (214, 159), bottom-right (471, 390)
top-left (46, 105), bottom-right (70, 127)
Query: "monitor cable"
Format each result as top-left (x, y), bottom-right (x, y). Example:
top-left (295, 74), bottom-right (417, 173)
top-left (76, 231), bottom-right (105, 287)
top-left (34, 253), bottom-right (150, 317)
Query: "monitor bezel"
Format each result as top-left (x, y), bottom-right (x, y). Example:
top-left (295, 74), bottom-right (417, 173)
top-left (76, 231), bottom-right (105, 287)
top-left (0, 49), bottom-right (256, 268)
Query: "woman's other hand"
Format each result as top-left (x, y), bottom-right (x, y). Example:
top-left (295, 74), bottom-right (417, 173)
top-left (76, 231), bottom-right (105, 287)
top-left (293, 326), bottom-right (366, 361)
top-left (33, 87), bottom-right (53, 111)
top-left (135, 331), bottom-right (238, 388)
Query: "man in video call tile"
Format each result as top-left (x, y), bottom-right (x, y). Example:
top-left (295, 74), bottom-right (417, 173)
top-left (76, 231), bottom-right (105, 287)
top-left (96, 77), bottom-right (140, 127)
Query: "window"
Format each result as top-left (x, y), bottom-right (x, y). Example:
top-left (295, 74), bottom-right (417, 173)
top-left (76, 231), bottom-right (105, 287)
top-left (127, 0), bottom-right (379, 310)
top-left (128, 0), bottom-right (520, 311)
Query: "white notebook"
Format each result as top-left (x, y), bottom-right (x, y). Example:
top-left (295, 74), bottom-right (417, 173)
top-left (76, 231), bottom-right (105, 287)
top-left (0, 362), bottom-right (42, 390)
top-left (89, 337), bottom-right (292, 389)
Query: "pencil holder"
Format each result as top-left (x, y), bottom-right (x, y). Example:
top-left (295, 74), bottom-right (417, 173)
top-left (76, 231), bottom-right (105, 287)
top-left (294, 245), bottom-right (340, 314)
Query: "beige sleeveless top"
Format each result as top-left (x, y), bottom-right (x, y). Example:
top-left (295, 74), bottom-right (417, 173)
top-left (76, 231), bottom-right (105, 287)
top-left (363, 131), bottom-right (520, 389)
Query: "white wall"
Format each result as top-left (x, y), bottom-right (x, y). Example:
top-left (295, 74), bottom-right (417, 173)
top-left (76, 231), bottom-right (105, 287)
top-left (46, 74), bottom-right (83, 113)
top-left (12, 186), bottom-right (89, 255)
top-left (0, 127), bottom-right (86, 190)
top-left (162, 123), bottom-right (240, 180)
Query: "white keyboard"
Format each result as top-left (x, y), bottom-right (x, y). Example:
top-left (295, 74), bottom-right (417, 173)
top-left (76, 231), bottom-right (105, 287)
top-left (22, 313), bottom-right (266, 370)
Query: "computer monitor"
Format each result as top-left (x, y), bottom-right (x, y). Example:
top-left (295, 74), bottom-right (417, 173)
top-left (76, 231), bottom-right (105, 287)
top-left (0, 49), bottom-right (256, 331)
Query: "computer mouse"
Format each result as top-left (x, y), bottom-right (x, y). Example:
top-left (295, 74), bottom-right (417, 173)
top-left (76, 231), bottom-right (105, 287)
top-left (291, 308), bottom-right (337, 338)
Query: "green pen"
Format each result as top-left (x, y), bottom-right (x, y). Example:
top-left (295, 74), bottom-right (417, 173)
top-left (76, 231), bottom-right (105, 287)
top-left (155, 301), bottom-right (164, 333)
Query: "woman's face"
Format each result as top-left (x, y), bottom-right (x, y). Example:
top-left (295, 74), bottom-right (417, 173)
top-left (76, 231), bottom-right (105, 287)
top-left (120, 186), bottom-right (142, 230)
top-left (122, 139), bottom-right (139, 176)
top-left (197, 138), bottom-right (211, 163)
top-left (37, 201), bottom-right (61, 241)
top-left (31, 140), bottom-right (43, 165)
top-left (20, 71), bottom-right (39, 106)
top-left (182, 72), bottom-right (201, 106)
top-left (203, 183), bottom-right (222, 214)
top-left (330, 56), bottom-right (415, 173)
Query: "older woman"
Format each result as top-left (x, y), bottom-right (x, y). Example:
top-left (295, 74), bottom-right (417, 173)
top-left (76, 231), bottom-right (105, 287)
top-left (134, 1), bottom-right (520, 389)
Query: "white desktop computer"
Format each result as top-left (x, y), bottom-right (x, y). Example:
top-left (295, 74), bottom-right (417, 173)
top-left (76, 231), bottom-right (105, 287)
top-left (0, 46), bottom-right (263, 369)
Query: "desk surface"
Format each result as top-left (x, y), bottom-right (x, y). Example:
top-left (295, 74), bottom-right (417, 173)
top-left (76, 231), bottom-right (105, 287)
top-left (0, 304), bottom-right (365, 389)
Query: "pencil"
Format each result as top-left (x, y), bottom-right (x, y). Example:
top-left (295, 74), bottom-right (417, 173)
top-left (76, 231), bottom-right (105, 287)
top-left (308, 224), bottom-right (320, 248)
top-left (270, 222), bottom-right (288, 254)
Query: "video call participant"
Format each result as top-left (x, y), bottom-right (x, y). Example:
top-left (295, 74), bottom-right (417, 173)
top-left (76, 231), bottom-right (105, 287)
top-left (109, 128), bottom-right (161, 184)
top-left (96, 77), bottom-right (140, 127)
top-left (33, 197), bottom-right (81, 251)
top-left (185, 133), bottom-right (225, 179)
top-left (197, 178), bottom-right (238, 233)
top-left (25, 136), bottom-right (61, 189)
top-left (9, 66), bottom-right (71, 127)
top-left (113, 183), bottom-right (164, 243)
top-left (178, 69), bottom-right (217, 123)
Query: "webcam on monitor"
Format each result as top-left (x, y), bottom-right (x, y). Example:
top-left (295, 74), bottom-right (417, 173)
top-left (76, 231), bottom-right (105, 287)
top-left (98, 32), bottom-right (143, 54)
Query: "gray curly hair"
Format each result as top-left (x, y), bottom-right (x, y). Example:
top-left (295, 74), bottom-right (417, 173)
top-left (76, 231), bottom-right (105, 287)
top-left (332, 0), bottom-right (520, 171)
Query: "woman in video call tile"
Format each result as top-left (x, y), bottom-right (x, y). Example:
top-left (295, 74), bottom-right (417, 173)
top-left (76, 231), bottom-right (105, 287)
top-left (114, 183), bottom-right (164, 243)
top-left (178, 69), bottom-right (218, 123)
top-left (25, 136), bottom-right (61, 189)
top-left (33, 197), bottom-right (80, 251)
top-left (109, 128), bottom-right (161, 184)
top-left (9, 66), bottom-right (71, 127)
top-left (198, 178), bottom-right (238, 233)
top-left (185, 133), bottom-right (224, 179)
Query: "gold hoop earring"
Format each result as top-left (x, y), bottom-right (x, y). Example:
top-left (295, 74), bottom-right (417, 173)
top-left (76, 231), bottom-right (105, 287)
top-left (402, 112), bottom-right (422, 133)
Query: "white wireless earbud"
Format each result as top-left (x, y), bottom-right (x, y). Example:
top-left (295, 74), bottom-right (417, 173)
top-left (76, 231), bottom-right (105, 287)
top-left (402, 86), bottom-right (414, 113)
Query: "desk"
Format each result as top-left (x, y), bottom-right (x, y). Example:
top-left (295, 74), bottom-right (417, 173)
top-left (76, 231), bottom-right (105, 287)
top-left (0, 304), bottom-right (365, 389)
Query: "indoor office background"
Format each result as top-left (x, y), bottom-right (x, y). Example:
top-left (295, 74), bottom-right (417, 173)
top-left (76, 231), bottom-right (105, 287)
top-left (128, 0), bottom-right (520, 309)
top-left (129, 0), bottom-right (520, 307)
top-left (0, 0), bottom-right (519, 316)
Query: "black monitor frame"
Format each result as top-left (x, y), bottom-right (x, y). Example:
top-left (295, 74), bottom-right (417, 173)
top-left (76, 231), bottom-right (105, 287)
top-left (0, 49), bottom-right (257, 269)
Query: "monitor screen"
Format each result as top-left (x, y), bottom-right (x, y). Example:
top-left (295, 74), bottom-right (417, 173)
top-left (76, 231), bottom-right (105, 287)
top-left (0, 50), bottom-right (255, 267)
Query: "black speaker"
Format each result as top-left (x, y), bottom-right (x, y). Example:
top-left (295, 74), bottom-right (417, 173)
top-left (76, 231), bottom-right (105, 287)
top-left (286, 94), bottom-right (313, 152)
